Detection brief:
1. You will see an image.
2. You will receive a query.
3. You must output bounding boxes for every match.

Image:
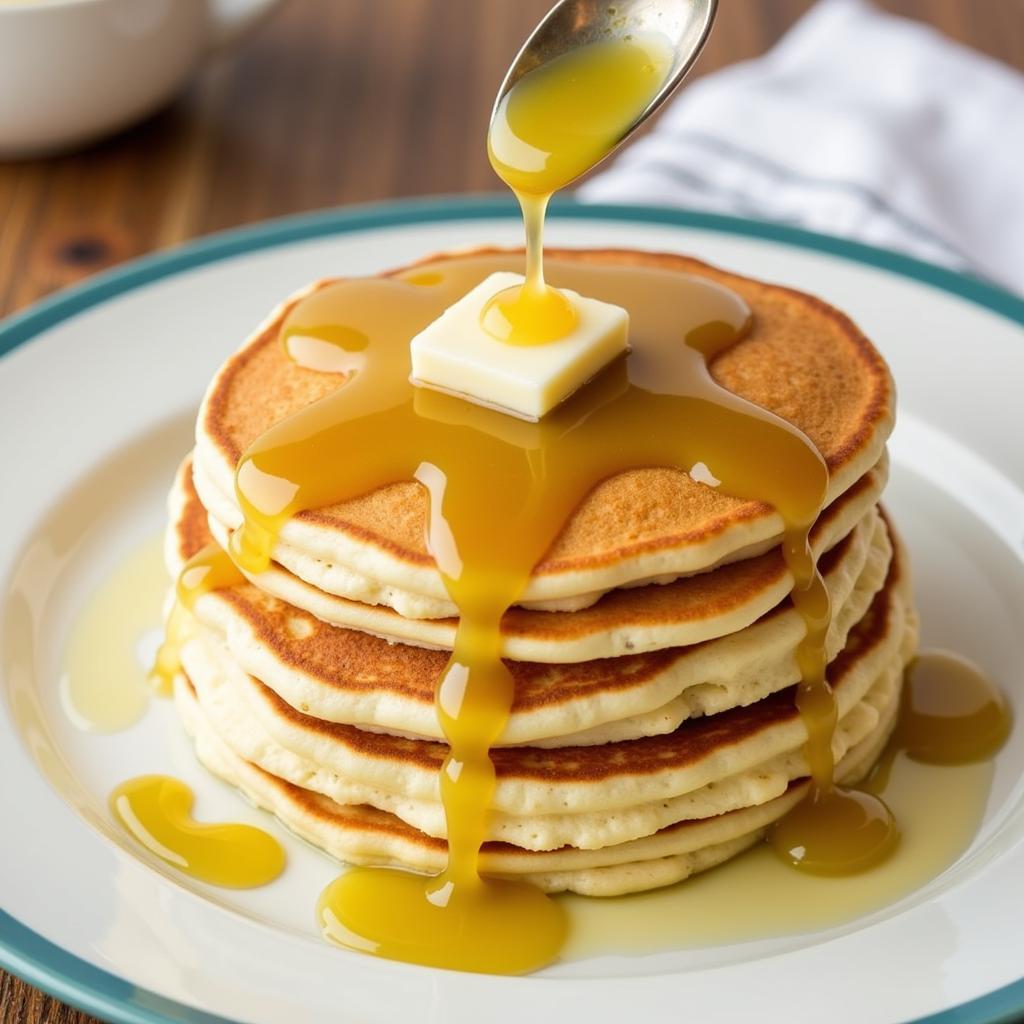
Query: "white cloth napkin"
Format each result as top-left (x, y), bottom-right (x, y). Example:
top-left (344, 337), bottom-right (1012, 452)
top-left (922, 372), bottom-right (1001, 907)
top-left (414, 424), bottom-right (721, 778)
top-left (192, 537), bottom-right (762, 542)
top-left (578, 0), bottom-right (1024, 294)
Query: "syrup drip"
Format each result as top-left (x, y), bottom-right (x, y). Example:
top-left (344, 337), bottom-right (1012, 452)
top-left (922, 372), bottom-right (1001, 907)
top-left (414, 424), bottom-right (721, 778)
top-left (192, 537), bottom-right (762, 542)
top-left (483, 35), bottom-right (671, 346)
top-left (110, 775), bottom-right (284, 887)
top-left (771, 784), bottom-right (900, 876)
top-left (564, 743), bottom-right (997, 958)
top-left (149, 542), bottom-right (243, 695)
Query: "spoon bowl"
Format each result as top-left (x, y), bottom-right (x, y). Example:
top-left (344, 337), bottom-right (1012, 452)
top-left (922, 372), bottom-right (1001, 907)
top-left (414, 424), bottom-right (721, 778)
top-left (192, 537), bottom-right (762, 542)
top-left (492, 0), bottom-right (718, 161)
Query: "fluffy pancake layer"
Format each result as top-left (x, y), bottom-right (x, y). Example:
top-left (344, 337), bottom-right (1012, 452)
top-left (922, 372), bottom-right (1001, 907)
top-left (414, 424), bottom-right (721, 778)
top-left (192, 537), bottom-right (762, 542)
top-left (177, 528), bottom-right (914, 852)
top-left (193, 249), bottom-right (894, 614)
top-left (175, 656), bottom-right (903, 896)
top-left (171, 457), bottom-right (894, 745)
top-left (175, 454), bottom-right (888, 664)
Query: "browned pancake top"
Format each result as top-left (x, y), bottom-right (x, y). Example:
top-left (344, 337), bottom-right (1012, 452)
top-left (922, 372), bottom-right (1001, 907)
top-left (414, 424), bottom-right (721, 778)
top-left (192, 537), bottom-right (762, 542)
top-left (199, 249), bottom-right (893, 576)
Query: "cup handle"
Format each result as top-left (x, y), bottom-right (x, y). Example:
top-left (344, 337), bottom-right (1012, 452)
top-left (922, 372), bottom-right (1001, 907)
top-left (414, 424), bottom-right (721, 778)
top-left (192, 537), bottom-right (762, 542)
top-left (206, 0), bottom-right (284, 53)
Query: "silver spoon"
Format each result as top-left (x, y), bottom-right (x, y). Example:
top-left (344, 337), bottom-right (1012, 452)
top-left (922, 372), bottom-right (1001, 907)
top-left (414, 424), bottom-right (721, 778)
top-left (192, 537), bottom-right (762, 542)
top-left (492, 0), bottom-right (718, 165)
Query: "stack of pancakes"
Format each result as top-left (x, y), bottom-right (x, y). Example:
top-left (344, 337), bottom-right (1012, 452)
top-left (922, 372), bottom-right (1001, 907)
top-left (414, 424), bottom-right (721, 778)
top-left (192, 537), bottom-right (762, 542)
top-left (167, 250), bottom-right (917, 896)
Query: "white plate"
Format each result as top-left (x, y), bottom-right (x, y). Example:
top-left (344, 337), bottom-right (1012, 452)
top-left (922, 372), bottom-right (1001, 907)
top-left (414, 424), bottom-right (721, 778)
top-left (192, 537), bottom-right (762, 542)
top-left (1, 197), bottom-right (1023, 1024)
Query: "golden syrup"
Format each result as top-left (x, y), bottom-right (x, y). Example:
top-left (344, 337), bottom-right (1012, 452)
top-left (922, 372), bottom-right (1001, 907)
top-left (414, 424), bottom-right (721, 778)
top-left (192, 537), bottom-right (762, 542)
top-left (772, 648), bottom-right (1012, 874)
top-left (771, 785), bottom-right (899, 876)
top-left (218, 252), bottom-right (852, 972)
top-left (488, 36), bottom-right (672, 197)
top-left (60, 534), bottom-right (165, 732)
top-left (319, 870), bottom-right (565, 975)
top-left (895, 649), bottom-right (1011, 764)
top-left (149, 542), bottom-right (243, 696)
top-left (564, 746), bottom-right (996, 958)
top-left (483, 36), bottom-right (672, 345)
top-left (567, 652), bottom-right (1008, 955)
top-left (867, 650), bottom-right (1011, 795)
top-left (110, 775), bottom-right (285, 887)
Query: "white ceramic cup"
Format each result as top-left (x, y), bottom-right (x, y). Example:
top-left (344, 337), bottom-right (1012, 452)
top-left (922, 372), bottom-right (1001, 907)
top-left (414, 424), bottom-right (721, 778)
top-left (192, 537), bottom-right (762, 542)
top-left (0, 0), bottom-right (284, 157)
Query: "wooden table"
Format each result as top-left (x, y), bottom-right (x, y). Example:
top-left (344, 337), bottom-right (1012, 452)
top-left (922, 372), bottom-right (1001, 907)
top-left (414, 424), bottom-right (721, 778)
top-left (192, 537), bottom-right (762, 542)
top-left (1, 1), bottom-right (1020, 1020)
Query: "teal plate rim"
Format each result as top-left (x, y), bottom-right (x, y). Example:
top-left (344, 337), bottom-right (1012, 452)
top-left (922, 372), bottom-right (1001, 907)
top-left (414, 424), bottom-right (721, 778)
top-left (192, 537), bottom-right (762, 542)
top-left (1, 194), bottom-right (1022, 1024)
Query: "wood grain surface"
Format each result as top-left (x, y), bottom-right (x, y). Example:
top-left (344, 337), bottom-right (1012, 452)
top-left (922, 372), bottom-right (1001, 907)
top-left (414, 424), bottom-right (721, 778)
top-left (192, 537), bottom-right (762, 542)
top-left (1, 1), bottom-right (1021, 1021)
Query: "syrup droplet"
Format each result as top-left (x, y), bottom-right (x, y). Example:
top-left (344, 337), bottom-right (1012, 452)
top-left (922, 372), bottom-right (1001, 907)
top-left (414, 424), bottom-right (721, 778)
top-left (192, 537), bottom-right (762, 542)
top-left (110, 775), bottom-right (285, 887)
top-left (771, 785), bottom-right (899, 876)
top-left (897, 650), bottom-right (1011, 764)
top-left (318, 869), bottom-right (566, 975)
top-left (481, 279), bottom-right (579, 346)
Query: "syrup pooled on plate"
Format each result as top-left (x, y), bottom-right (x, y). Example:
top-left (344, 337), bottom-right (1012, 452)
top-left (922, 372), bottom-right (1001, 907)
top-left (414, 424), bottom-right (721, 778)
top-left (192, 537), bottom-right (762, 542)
top-left (773, 648), bottom-right (1012, 874)
top-left (60, 535), bottom-right (165, 732)
top-left (865, 649), bottom-right (1012, 795)
top-left (564, 731), bottom-right (999, 958)
top-left (111, 775), bottom-right (284, 888)
top-left (895, 649), bottom-right (1012, 764)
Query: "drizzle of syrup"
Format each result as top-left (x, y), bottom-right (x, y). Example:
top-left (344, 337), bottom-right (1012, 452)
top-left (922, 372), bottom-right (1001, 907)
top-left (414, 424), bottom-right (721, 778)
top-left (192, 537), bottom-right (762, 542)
top-left (149, 543), bottom-right (243, 696)
top-left (483, 35), bottom-right (671, 346)
top-left (774, 649), bottom-right (1011, 874)
top-left (110, 775), bottom-right (284, 887)
top-left (166, 31), bottom-right (880, 972)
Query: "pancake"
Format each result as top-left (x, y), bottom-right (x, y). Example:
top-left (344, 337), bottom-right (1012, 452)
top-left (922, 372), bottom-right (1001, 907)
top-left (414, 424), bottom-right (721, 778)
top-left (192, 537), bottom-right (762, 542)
top-left (192, 249), bottom-right (894, 614)
top-left (170, 457), bottom-right (893, 744)
top-left (174, 455), bottom-right (886, 663)
top-left (174, 655), bottom-right (902, 896)
top-left (182, 634), bottom-right (909, 852)
top-left (196, 448), bottom-right (889, 622)
top-left (162, 245), bottom-right (914, 904)
top-left (175, 529), bottom-right (915, 851)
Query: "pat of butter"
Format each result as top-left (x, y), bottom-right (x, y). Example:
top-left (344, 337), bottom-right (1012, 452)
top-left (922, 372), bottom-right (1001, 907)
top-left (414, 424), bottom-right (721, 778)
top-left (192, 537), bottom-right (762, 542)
top-left (410, 272), bottom-right (629, 421)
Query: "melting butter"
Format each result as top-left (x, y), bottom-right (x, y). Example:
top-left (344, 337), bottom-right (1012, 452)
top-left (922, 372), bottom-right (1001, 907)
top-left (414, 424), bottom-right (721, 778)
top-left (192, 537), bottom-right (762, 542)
top-left (411, 270), bottom-right (629, 420)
